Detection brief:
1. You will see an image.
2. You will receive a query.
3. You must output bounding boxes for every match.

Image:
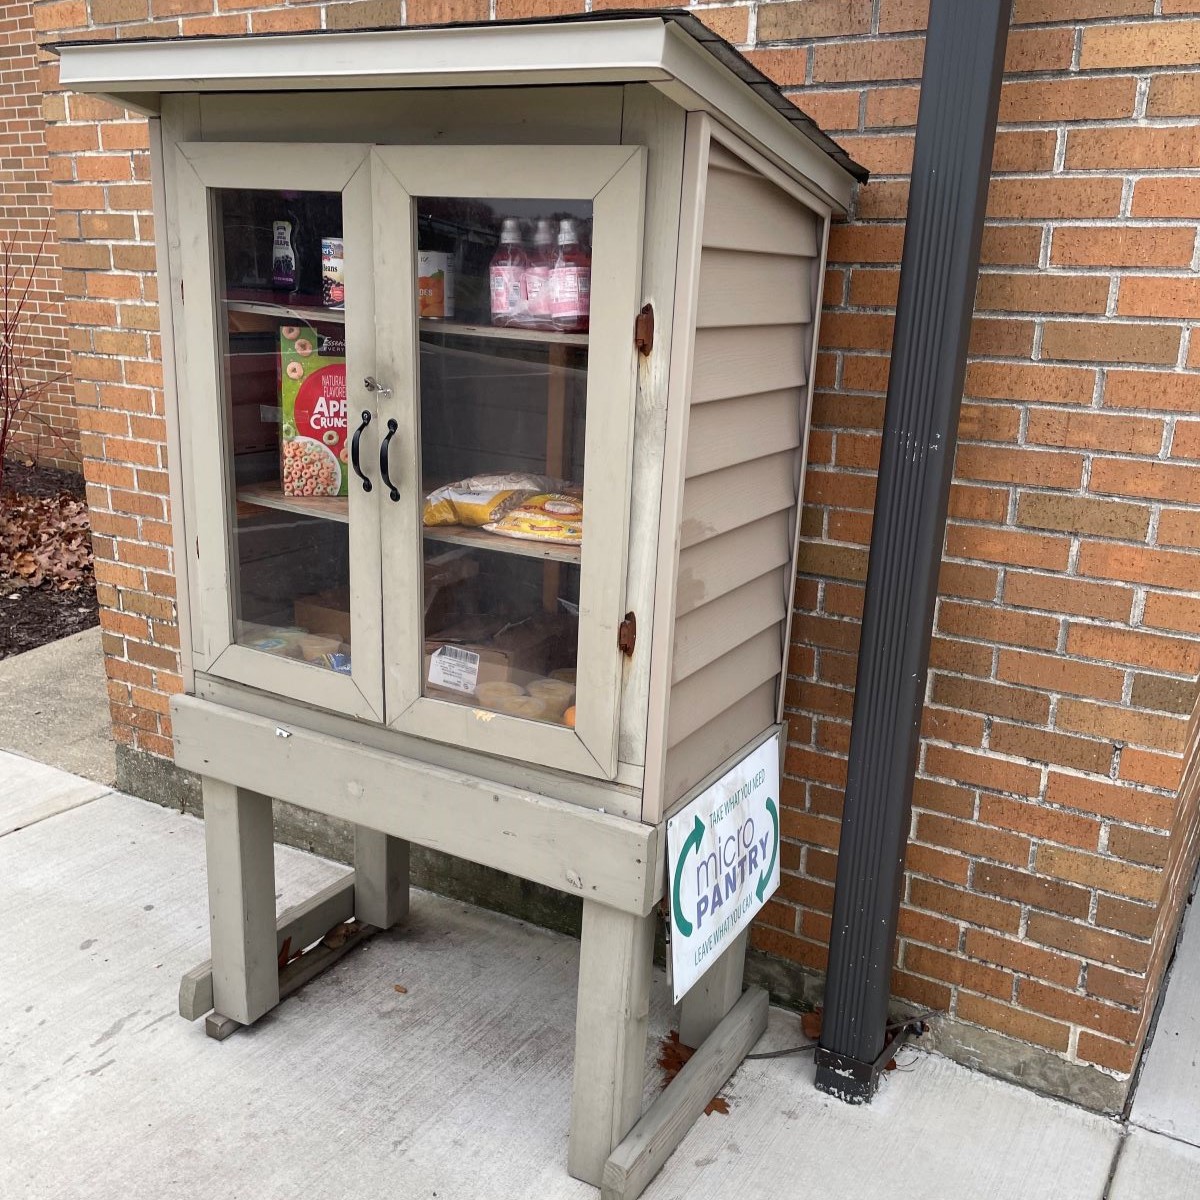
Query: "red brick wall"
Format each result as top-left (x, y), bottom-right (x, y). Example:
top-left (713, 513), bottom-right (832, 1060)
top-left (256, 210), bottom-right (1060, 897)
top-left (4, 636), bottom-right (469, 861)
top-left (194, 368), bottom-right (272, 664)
top-left (769, 1), bottom-right (1200, 1081)
top-left (0, 0), bottom-right (76, 471)
top-left (30, 0), bottom-right (1200, 1099)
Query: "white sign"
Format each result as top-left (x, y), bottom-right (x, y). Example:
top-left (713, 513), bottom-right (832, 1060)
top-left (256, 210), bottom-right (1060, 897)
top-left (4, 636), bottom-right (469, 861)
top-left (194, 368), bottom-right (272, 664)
top-left (666, 732), bottom-right (781, 1003)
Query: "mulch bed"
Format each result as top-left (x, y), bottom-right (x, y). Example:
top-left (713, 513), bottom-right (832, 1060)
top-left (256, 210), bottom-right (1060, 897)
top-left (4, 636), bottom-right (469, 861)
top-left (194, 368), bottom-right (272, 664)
top-left (0, 461), bottom-right (98, 661)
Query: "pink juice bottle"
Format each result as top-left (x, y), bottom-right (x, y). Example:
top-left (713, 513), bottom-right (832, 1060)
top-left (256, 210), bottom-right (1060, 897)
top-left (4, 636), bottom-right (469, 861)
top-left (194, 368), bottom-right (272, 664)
top-left (521, 218), bottom-right (555, 330)
top-left (549, 218), bottom-right (590, 334)
top-left (489, 217), bottom-right (527, 327)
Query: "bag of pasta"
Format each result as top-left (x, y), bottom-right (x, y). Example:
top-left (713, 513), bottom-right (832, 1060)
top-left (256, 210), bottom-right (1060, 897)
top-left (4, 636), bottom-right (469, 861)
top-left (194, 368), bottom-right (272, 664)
top-left (423, 473), bottom-right (556, 527)
top-left (484, 492), bottom-right (583, 545)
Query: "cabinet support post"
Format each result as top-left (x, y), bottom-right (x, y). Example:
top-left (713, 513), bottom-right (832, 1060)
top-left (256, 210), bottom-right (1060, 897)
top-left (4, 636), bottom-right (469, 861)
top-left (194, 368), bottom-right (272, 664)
top-left (568, 901), bottom-right (656, 1186)
top-left (353, 826), bottom-right (410, 930)
top-left (678, 928), bottom-right (748, 1050)
top-left (202, 778), bottom-right (279, 1027)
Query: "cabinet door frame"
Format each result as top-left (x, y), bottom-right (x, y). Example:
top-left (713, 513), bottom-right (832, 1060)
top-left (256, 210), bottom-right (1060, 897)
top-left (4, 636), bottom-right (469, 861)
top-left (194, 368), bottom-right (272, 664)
top-left (173, 141), bottom-right (384, 722)
top-left (372, 145), bottom-right (646, 779)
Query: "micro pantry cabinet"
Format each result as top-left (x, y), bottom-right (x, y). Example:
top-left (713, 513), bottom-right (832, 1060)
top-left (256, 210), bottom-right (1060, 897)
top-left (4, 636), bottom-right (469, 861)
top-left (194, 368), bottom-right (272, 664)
top-left (58, 14), bottom-right (861, 1194)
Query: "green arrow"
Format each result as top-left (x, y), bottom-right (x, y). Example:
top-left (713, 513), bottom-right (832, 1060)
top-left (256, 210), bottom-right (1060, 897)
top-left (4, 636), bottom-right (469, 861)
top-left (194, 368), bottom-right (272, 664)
top-left (756, 797), bottom-right (779, 904)
top-left (672, 814), bottom-right (706, 937)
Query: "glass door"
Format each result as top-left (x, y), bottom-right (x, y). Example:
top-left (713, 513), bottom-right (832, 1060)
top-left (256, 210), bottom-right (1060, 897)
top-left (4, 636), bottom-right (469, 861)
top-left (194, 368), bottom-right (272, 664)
top-left (174, 143), bottom-right (383, 721)
top-left (373, 147), bottom-right (645, 779)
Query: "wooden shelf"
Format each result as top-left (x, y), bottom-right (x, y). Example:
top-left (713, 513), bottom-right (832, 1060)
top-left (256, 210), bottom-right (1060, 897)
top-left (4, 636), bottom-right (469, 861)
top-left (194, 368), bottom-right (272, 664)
top-left (237, 482), bottom-right (348, 524)
top-left (222, 307), bottom-right (585, 345)
top-left (237, 483), bottom-right (582, 564)
top-left (225, 299), bottom-right (346, 325)
top-left (423, 524), bottom-right (582, 564)
top-left (419, 319), bottom-right (587, 347)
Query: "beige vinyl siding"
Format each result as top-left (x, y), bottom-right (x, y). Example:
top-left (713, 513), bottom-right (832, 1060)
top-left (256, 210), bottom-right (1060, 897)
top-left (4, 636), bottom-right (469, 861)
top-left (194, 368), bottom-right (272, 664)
top-left (661, 146), bottom-right (820, 812)
top-left (662, 679), bottom-right (779, 809)
top-left (684, 389), bottom-right (803, 477)
top-left (674, 509), bottom-right (792, 618)
top-left (679, 450), bottom-right (796, 549)
top-left (690, 325), bottom-right (807, 403)
top-left (672, 571), bottom-right (787, 684)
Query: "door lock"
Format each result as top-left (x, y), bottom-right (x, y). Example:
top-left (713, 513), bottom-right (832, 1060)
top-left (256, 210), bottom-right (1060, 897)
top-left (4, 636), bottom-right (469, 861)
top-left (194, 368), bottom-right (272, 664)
top-left (363, 376), bottom-right (393, 399)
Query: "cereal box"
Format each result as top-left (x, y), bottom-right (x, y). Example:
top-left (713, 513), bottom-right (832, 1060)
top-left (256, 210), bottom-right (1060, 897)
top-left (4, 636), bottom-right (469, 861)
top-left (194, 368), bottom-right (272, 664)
top-left (279, 324), bottom-right (347, 497)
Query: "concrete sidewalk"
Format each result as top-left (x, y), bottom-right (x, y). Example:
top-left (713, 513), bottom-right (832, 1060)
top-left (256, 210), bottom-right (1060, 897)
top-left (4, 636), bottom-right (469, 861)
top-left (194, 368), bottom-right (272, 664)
top-left (5, 750), bottom-right (1192, 1199)
top-left (0, 626), bottom-right (115, 785)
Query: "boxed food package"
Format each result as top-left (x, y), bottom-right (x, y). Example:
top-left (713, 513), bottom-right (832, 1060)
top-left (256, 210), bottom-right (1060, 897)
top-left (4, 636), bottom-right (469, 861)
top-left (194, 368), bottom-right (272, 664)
top-left (293, 587), bottom-right (352, 643)
top-left (279, 324), bottom-right (347, 497)
top-left (423, 614), bottom-right (574, 700)
top-left (292, 552), bottom-right (480, 659)
top-left (423, 548), bottom-right (479, 623)
top-left (491, 615), bottom-right (574, 678)
top-left (424, 640), bottom-right (512, 698)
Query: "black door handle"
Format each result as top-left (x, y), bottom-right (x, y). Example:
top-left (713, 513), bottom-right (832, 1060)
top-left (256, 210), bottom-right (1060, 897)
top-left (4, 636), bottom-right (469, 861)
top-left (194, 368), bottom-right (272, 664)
top-left (350, 410), bottom-right (372, 492)
top-left (379, 418), bottom-right (400, 502)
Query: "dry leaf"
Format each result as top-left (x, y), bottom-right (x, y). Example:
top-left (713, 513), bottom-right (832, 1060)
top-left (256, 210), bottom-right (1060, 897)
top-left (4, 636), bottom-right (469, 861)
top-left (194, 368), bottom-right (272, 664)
top-left (0, 492), bottom-right (94, 592)
top-left (801, 1007), bottom-right (823, 1041)
top-left (322, 921), bottom-right (356, 949)
top-left (657, 1030), bottom-right (730, 1117)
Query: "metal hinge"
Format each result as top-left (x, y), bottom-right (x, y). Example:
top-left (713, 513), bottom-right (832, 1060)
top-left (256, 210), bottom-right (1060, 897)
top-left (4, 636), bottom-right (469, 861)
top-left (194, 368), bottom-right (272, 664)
top-left (618, 612), bottom-right (636, 657)
top-left (634, 304), bottom-right (654, 356)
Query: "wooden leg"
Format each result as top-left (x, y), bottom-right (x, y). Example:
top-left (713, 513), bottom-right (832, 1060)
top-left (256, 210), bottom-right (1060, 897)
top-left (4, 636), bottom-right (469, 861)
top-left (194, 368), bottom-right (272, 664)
top-left (602, 989), bottom-right (769, 1200)
top-left (678, 928), bottom-right (749, 1050)
top-left (353, 826), bottom-right (410, 930)
top-left (202, 778), bottom-right (279, 1027)
top-left (568, 901), bottom-right (656, 1186)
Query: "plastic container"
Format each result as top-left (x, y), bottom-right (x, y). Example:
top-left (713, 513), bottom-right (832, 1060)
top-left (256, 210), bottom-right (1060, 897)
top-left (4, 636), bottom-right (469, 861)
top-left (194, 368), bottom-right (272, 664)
top-left (475, 680), bottom-right (527, 708)
top-left (526, 677), bottom-right (576, 718)
top-left (493, 694), bottom-right (551, 721)
top-left (272, 219), bottom-right (297, 291)
top-left (489, 217), bottom-right (528, 327)
top-left (548, 218), bottom-right (590, 333)
top-left (521, 218), bottom-right (556, 329)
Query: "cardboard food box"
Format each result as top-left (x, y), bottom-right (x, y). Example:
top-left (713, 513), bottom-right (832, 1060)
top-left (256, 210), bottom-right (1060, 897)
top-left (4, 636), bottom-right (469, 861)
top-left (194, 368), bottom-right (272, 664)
top-left (279, 325), bottom-right (347, 497)
top-left (423, 638), bottom-right (513, 699)
top-left (293, 554), bottom-right (479, 648)
top-left (491, 615), bottom-right (574, 678)
top-left (294, 587), bottom-right (352, 643)
top-left (423, 614), bottom-right (574, 700)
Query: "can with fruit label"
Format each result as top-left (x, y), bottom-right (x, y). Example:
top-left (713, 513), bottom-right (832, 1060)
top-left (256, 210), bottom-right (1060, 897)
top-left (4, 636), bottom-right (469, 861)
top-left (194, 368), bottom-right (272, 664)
top-left (417, 250), bottom-right (455, 319)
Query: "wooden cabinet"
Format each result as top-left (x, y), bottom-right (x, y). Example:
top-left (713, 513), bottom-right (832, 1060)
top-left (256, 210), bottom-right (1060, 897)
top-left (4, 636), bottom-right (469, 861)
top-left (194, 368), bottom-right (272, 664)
top-left (60, 13), bottom-right (861, 1193)
top-left (175, 140), bottom-right (644, 777)
top-left (164, 105), bottom-right (846, 809)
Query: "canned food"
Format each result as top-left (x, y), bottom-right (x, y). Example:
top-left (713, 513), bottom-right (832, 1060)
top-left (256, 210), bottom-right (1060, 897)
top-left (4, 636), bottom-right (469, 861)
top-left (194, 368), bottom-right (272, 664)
top-left (417, 250), bottom-right (455, 320)
top-left (321, 237), bottom-right (344, 309)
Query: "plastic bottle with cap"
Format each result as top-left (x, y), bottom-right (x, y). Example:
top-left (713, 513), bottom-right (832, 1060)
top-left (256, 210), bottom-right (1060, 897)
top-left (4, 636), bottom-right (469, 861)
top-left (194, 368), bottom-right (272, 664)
top-left (489, 217), bottom-right (528, 327)
top-left (549, 218), bottom-right (591, 334)
top-left (521, 218), bottom-right (556, 330)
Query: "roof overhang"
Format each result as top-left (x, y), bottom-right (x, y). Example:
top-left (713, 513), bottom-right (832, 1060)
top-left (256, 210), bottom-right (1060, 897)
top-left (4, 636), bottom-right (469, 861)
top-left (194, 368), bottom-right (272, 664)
top-left (54, 12), bottom-right (864, 212)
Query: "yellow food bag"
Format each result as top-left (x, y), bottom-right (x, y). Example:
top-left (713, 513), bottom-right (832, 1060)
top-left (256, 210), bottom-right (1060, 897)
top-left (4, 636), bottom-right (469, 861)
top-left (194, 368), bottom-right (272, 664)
top-left (422, 473), bottom-right (556, 527)
top-left (484, 493), bottom-right (583, 544)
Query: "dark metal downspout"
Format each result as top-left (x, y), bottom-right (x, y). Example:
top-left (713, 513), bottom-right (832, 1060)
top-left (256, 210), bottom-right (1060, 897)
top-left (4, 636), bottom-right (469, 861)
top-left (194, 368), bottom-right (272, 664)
top-left (814, 0), bottom-right (1012, 1103)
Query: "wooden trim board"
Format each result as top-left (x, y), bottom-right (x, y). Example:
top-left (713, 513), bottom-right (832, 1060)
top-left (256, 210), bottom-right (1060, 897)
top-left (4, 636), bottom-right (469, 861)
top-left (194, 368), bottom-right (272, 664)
top-left (641, 110), bottom-right (712, 826)
top-left (601, 986), bottom-right (769, 1200)
top-left (172, 694), bottom-right (663, 916)
top-left (179, 873), bottom-right (357, 1020)
top-left (205, 921), bottom-right (380, 1040)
